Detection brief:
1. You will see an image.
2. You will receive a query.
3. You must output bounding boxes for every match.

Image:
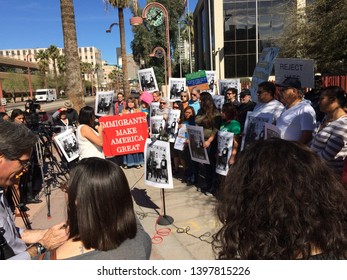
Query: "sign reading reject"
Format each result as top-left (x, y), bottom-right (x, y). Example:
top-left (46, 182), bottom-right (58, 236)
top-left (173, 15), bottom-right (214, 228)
top-left (99, 112), bottom-right (148, 157)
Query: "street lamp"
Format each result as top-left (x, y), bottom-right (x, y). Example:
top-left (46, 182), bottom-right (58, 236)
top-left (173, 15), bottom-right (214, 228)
top-left (26, 53), bottom-right (34, 100)
top-left (150, 46), bottom-right (167, 96)
top-left (106, 22), bottom-right (120, 67)
top-left (130, 2), bottom-right (172, 78)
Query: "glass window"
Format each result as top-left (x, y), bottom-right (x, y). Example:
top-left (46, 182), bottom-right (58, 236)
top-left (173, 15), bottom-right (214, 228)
top-left (224, 42), bottom-right (236, 55)
top-left (236, 55), bottom-right (248, 77)
top-left (224, 55), bottom-right (236, 78)
top-left (236, 41), bottom-right (248, 54)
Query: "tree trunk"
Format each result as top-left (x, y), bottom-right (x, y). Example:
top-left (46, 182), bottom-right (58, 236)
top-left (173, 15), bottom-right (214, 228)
top-left (118, 7), bottom-right (130, 99)
top-left (60, 0), bottom-right (84, 112)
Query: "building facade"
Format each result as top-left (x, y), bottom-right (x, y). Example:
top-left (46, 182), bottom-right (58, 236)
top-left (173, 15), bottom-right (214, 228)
top-left (194, 0), bottom-right (308, 79)
top-left (0, 46), bottom-right (104, 87)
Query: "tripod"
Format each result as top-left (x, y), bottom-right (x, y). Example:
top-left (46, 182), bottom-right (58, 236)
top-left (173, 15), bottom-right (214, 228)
top-left (33, 125), bottom-right (70, 217)
top-left (11, 185), bottom-right (32, 229)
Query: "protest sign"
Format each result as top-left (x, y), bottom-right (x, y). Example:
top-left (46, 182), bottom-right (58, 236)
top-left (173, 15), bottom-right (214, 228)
top-left (274, 58), bottom-right (315, 88)
top-left (144, 139), bottom-right (173, 189)
top-left (95, 91), bottom-right (114, 116)
top-left (99, 112), bottom-right (148, 157)
top-left (185, 70), bottom-right (209, 92)
top-left (138, 67), bottom-right (159, 92)
top-left (54, 129), bottom-right (79, 162)
top-left (216, 131), bottom-right (234, 176)
top-left (249, 47), bottom-right (279, 102)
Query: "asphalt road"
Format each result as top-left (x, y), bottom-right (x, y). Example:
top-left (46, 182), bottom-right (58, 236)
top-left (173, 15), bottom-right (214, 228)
top-left (5, 96), bottom-right (96, 117)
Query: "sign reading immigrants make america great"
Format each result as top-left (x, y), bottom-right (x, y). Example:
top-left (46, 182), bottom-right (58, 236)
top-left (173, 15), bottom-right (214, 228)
top-left (99, 112), bottom-right (148, 157)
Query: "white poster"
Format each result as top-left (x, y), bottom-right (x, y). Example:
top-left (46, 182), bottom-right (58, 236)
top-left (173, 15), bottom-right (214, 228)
top-left (186, 125), bottom-right (210, 164)
top-left (174, 124), bottom-right (187, 151)
top-left (241, 112), bottom-right (273, 151)
top-left (144, 139), bottom-right (173, 189)
top-left (150, 102), bottom-right (160, 117)
top-left (205, 70), bottom-right (217, 95)
top-left (150, 115), bottom-right (165, 139)
top-left (274, 58), bottom-right (315, 88)
top-left (169, 78), bottom-right (186, 101)
top-left (166, 109), bottom-right (181, 143)
top-left (264, 123), bottom-right (281, 139)
top-left (218, 79), bottom-right (241, 96)
top-left (216, 131), bottom-right (234, 176)
top-left (95, 91), bottom-right (114, 116)
top-left (249, 47), bottom-right (279, 102)
top-left (138, 67), bottom-right (159, 92)
top-left (54, 129), bottom-right (79, 162)
top-left (212, 95), bottom-right (225, 112)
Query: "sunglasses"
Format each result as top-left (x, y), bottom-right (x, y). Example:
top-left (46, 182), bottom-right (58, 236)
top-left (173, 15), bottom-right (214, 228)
top-left (173, 106), bottom-right (180, 109)
top-left (16, 158), bottom-right (31, 169)
top-left (160, 102), bottom-right (166, 104)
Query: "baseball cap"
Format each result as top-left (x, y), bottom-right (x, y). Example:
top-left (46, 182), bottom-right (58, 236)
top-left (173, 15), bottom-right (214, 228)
top-left (276, 77), bottom-right (302, 89)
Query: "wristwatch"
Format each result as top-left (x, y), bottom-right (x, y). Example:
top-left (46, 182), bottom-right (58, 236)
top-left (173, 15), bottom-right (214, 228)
top-left (34, 242), bottom-right (47, 255)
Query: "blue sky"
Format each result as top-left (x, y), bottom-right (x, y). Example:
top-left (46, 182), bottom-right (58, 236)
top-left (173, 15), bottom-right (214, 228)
top-left (0, 0), bottom-right (197, 65)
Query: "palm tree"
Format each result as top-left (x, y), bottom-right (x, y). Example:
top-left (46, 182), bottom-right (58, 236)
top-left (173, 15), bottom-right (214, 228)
top-left (35, 49), bottom-right (49, 88)
top-left (47, 45), bottom-right (60, 97)
top-left (103, 0), bottom-right (137, 99)
top-left (60, 0), bottom-right (84, 111)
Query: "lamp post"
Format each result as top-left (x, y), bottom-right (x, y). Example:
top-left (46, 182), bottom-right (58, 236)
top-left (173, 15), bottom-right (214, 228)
top-left (150, 47), bottom-right (167, 96)
top-left (26, 53), bottom-right (34, 100)
top-left (130, 2), bottom-right (171, 78)
top-left (106, 22), bottom-right (120, 66)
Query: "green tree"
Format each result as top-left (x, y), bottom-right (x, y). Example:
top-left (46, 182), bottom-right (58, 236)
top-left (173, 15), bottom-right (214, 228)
top-left (60, 0), bottom-right (84, 111)
top-left (131, 0), bottom-right (186, 84)
top-left (278, 0), bottom-right (347, 75)
top-left (47, 45), bottom-right (60, 96)
top-left (103, 0), bottom-right (138, 99)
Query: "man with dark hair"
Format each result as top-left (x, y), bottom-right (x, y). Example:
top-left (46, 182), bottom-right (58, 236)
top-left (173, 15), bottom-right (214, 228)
top-left (225, 88), bottom-right (240, 107)
top-left (0, 121), bottom-right (68, 259)
top-left (252, 81), bottom-right (284, 123)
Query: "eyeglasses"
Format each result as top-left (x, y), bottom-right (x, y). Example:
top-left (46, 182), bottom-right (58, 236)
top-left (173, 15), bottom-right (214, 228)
top-left (226, 92), bottom-right (234, 95)
top-left (160, 102), bottom-right (166, 105)
top-left (16, 158), bottom-right (31, 169)
top-left (173, 106), bottom-right (179, 109)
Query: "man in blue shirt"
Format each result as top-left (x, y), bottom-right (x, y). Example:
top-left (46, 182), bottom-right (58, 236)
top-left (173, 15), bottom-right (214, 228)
top-left (188, 87), bottom-right (201, 115)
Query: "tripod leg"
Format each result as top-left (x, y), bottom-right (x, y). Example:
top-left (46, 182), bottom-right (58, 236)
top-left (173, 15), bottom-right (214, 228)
top-left (11, 186), bottom-right (32, 230)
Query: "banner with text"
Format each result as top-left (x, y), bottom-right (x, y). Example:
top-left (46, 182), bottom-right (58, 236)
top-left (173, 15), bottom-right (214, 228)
top-left (185, 70), bottom-right (209, 92)
top-left (99, 112), bottom-right (148, 157)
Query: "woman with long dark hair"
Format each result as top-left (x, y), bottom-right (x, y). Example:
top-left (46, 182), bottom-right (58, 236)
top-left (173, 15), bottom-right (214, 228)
top-left (213, 138), bottom-right (347, 259)
top-left (41, 158), bottom-right (151, 259)
top-left (194, 92), bottom-right (222, 194)
top-left (76, 106), bottom-right (104, 160)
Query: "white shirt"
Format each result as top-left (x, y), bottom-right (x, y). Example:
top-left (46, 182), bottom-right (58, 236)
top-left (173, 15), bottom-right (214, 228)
top-left (252, 99), bottom-right (284, 123)
top-left (76, 124), bottom-right (105, 160)
top-left (276, 100), bottom-right (316, 141)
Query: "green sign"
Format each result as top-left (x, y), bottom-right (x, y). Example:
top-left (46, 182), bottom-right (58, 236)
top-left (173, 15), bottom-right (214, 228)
top-left (146, 7), bottom-right (164, 27)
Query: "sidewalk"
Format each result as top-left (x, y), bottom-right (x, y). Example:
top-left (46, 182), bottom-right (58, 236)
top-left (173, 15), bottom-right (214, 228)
top-left (15, 165), bottom-right (220, 260)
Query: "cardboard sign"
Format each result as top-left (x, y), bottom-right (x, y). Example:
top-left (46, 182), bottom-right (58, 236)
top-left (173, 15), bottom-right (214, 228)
top-left (99, 112), bottom-right (148, 157)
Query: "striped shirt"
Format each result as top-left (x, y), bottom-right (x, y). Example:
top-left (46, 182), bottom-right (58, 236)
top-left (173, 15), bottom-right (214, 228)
top-left (310, 116), bottom-right (347, 173)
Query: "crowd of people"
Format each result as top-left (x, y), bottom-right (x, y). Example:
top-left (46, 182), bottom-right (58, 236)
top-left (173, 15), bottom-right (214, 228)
top-left (1, 76), bottom-right (347, 260)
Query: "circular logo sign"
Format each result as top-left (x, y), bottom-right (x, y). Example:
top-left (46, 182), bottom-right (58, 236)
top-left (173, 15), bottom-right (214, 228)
top-left (145, 7), bottom-right (164, 27)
